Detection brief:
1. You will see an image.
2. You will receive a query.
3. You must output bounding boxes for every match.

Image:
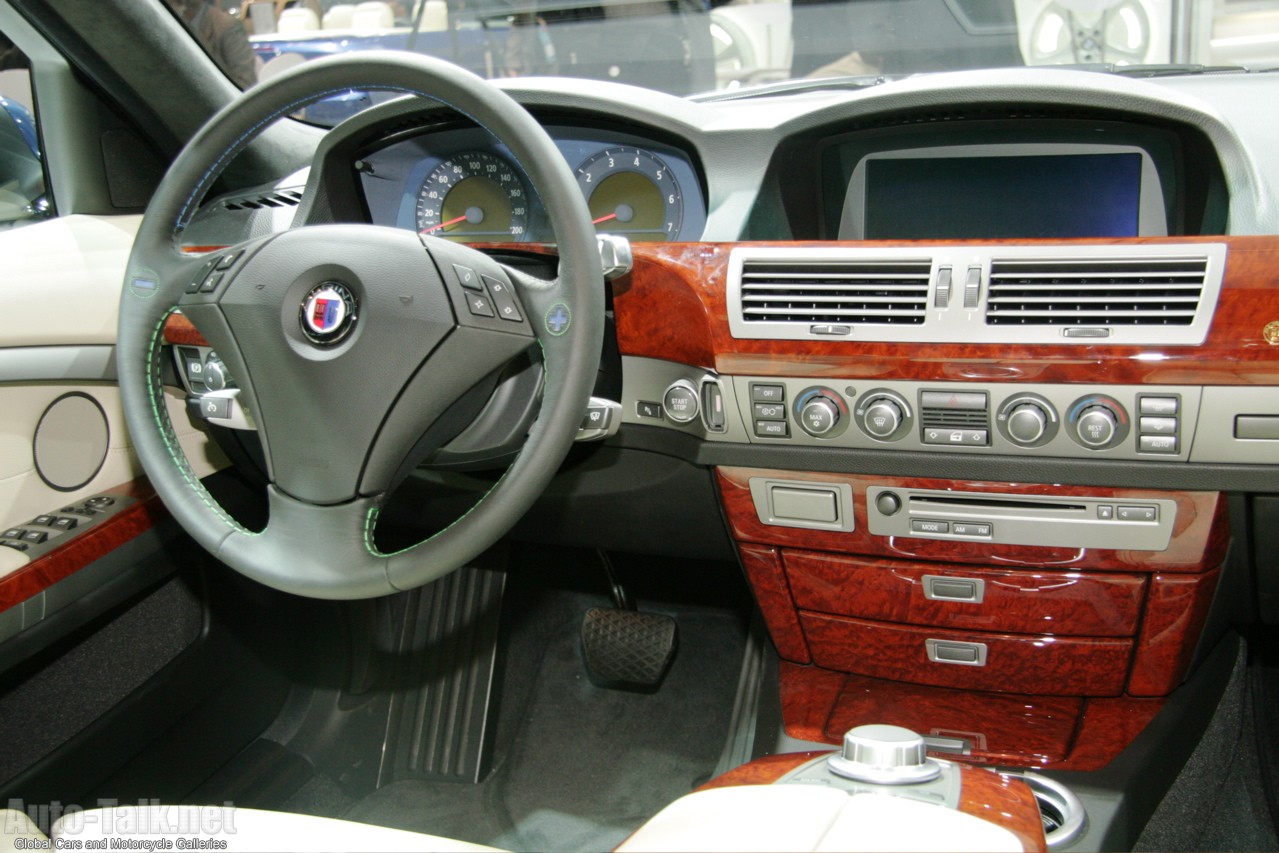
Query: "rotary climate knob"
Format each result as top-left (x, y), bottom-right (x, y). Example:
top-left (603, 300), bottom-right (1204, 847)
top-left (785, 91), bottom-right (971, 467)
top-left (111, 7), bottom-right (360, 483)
top-left (799, 396), bottom-right (841, 436)
top-left (1076, 405), bottom-right (1118, 447)
top-left (1006, 402), bottom-right (1047, 444)
top-left (863, 397), bottom-right (903, 439)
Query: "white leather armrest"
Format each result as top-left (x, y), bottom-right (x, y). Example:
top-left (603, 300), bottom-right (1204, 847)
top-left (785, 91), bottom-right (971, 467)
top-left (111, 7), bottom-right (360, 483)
top-left (1, 809), bottom-right (48, 853)
top-left (52, 805), bottom-right (506, 853)
top-left (616, 785), bottom-right (1026, 853)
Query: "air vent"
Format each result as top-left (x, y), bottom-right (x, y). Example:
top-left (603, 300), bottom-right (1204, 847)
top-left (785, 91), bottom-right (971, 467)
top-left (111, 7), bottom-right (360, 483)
top-left (727, 244), bottom-right (1225, 345)
top-left (738, 259), bottom-right (931, 325)
top-left (986, 257), bottom-right (1208, 327)
top-left (223, 189), bottom-right (304, 211)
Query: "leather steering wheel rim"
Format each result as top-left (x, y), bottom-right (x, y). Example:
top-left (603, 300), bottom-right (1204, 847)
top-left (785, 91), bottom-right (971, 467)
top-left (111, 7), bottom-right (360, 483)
top-left (117, 52), bottom-right (603, 599)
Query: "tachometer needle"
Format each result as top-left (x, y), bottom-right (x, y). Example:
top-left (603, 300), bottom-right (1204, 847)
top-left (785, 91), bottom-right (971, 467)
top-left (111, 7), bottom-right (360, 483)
top-left (421, 215), bottom-right (469, 234)
top-left (592, 213), bottom-right (619, 225)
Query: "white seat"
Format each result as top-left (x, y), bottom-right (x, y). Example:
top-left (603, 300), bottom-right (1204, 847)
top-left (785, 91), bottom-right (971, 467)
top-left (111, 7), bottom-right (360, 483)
top-left (351, 0), bottom-right (395, 31)
top-left (413, 0), bottom-right (449, 32)
top-left (615, 785), bottom-right (1028, 853)
top-left (277, 6), bottom-right (321, 32)
top-left (322, 3), bottom-right (356, 29)
top-left (34, 805), bottom-right (505, 853)
top-left (0, 808), bottom-right (46, 853)
top-left (258, 51), bottom-right (307, 82)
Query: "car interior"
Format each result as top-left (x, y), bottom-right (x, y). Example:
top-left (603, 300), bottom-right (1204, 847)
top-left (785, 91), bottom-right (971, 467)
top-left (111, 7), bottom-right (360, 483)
top-left (2, 0), bottom-right (1279, 850)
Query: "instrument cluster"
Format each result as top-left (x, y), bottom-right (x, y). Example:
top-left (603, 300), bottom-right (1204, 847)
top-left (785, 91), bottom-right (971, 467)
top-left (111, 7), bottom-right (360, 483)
top-left (358, 124), bottom-right (706, 244)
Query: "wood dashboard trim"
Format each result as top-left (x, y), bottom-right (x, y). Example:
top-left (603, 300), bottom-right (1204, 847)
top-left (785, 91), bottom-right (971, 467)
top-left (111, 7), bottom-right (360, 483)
top-left (613, 237), bottom-right (1279, 383)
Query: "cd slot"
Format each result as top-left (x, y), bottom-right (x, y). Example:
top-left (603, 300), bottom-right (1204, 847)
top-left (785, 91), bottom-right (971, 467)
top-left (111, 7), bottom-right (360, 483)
top-left (908, 496), bottom-right (1089, 514)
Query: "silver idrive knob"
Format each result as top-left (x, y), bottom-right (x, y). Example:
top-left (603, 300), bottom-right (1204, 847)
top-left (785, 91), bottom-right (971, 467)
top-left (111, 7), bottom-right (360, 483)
top-left (827, 724), bottom-right (941, 785)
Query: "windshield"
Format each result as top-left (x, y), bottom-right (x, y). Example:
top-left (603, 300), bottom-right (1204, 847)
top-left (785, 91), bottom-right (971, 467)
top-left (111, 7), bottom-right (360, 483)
top-left (169, 0), bottom-right (1279, 107)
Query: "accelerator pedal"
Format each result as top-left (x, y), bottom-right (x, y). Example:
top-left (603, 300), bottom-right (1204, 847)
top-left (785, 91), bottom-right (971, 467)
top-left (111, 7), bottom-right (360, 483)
top-left (581, 551), bottom-right (677, 692)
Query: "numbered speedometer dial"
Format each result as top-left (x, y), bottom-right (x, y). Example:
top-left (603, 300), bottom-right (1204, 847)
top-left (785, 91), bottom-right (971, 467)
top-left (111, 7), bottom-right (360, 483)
top-left (576, 148), bottom-right (683, 242)
top-left (416, 151), bottom-right (529, 241)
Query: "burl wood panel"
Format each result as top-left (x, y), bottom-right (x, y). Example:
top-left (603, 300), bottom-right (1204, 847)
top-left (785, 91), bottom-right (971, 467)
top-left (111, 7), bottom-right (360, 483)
top-left (779, 659), bottom-right (848, 743)
top-left (614, 238), bottom-right (1279, 385)
top-left (738, 544), bottom-right (811, 663)
top-left (1128, 569), bottom-right (1222, 696)
top-left (697, 752), bottom-right (822, 790)
top-left (697, 749), bottom-right (1047, 852)
top-left (164, 313), bottom-right (210, 347)
top-left (780, 662), bottom-right (1167, 771)
top-left (717, 467), bottom-right (1227, 574)
top-left (818, 668), bottom-right (1081, 767)
top-left (1066, 697), bottom-right (1165, 769)
top-left (959, 767), bottom-right (1050, 853)
top-left (0, 481), bottom-right (165, 614)
top-left (784, 550), bottom-right (1147, 637)
top-left (801, 612), bottom-right (1133, 696)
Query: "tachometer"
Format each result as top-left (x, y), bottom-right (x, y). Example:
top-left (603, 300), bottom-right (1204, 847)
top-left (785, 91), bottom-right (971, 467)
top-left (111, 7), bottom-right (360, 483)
top-left (576, 148), bottom-right (683, 242)
top-left (415, 151), bottom-right (529, 241)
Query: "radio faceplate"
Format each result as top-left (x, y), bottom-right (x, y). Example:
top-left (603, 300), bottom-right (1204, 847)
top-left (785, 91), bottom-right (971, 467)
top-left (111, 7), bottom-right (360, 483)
top-left (866, 486), bottom-right (1177, 551)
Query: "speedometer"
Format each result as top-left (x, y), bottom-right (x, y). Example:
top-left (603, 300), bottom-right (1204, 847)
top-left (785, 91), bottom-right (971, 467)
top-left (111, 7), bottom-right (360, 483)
top-left (576, 148), bottom-right (683, 242)
top-left (415, 151), bottom-right (529, 241)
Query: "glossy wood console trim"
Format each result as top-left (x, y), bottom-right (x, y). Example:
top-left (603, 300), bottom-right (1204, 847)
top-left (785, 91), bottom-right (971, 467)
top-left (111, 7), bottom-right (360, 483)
top-left (738, 544), bottom-right (811, 663)
top-left (1128, 568), bottom-right (1222, 696)
top-left (697, 752), bottom-right (822, 790)
top-left (801, 612), bottom-right (1133, 696)
top-left (783, 550), bottom-right (1147, 637)
top-left (615, 237), bottom-right (1279, 384)
top-left (698, 748), bottom-right (1047, 852)
top-left (717, 467), bottom-right (1227, 573)
top-left (816, 667), bottom-right (1081, 767)
top-left (0, 481), bottom-right (165, 614)
top-left (779, 663), bottom-right (1167, 771)
top-left (163, 314), bottom-right (210, 347)
top-left (959, 767), bottom-right (1050, 853)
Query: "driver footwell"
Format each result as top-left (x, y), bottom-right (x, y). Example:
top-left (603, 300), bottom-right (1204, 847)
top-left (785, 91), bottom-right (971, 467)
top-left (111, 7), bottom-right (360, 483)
top-left (199, 544), bottom-right (751, 852)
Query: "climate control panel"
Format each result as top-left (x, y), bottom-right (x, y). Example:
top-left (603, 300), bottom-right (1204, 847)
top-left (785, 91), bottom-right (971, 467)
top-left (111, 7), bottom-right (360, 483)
top-left (729, 376), bottom-right (1201, 462)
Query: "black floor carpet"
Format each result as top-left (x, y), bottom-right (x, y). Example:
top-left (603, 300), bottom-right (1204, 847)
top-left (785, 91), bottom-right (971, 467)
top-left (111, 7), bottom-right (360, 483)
top-left (342, 555), bottom-right (748, 852)
top-left (1136, 638), bottom-right (1279, 852)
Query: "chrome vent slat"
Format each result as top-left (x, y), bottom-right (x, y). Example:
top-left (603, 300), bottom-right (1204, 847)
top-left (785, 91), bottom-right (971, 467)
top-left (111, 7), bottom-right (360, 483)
top-left (739, 259), bottom-right (930, 326)
top-left (985, 255), bottom-right (1209, 328)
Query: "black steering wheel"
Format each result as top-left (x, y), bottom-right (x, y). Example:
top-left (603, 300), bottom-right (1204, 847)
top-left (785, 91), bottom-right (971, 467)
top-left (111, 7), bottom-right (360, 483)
top-left (117, 53), bottom-right (603, 599)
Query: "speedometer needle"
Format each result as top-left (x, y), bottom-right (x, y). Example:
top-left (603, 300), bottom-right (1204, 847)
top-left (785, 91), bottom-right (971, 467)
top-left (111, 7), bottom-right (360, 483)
top-left (421, 215), bottom-right (469, 234)
top-left (592, 213), bottom-right (619, 225)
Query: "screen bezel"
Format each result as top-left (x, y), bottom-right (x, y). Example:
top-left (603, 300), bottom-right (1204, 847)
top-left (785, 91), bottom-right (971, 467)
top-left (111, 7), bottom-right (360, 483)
top-left (839, 143), bottom-right (1168, 240)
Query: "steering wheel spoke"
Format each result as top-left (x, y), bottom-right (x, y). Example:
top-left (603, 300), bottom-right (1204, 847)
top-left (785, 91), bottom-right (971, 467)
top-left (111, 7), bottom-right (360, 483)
top-left (118, 53), bottom-right (602, 599)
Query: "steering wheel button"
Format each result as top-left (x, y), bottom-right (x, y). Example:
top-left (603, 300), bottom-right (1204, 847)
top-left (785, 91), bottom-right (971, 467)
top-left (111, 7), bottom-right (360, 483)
top-left (482, 275), bottom-right (524, 322)
top-left (215, 250), bottom-right (244, 271)
top-left (466, 293), bottom-right (496, 318)
top-left (453, 264), bottom-right (482, 291)
top-left (199, 271), bottom-right (225, 293)
top-left (200, 396), bottom-right (232, 420)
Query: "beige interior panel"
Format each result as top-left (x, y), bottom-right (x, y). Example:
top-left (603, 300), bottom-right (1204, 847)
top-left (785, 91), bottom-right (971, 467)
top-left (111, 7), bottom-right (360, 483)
top-left (0, 383), bottom-right (227, 533)
top-left (0, 214), bottom-right (140, 348)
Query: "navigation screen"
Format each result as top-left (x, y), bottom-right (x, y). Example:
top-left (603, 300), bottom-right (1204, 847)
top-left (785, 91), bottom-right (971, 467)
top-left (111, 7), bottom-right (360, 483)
top-left (864, 152), bottom-right (1143, 239)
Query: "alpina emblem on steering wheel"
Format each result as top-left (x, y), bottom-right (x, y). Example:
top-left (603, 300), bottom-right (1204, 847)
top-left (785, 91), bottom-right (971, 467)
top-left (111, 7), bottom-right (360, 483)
top-left (300, 282), bottom-right (358, 345)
